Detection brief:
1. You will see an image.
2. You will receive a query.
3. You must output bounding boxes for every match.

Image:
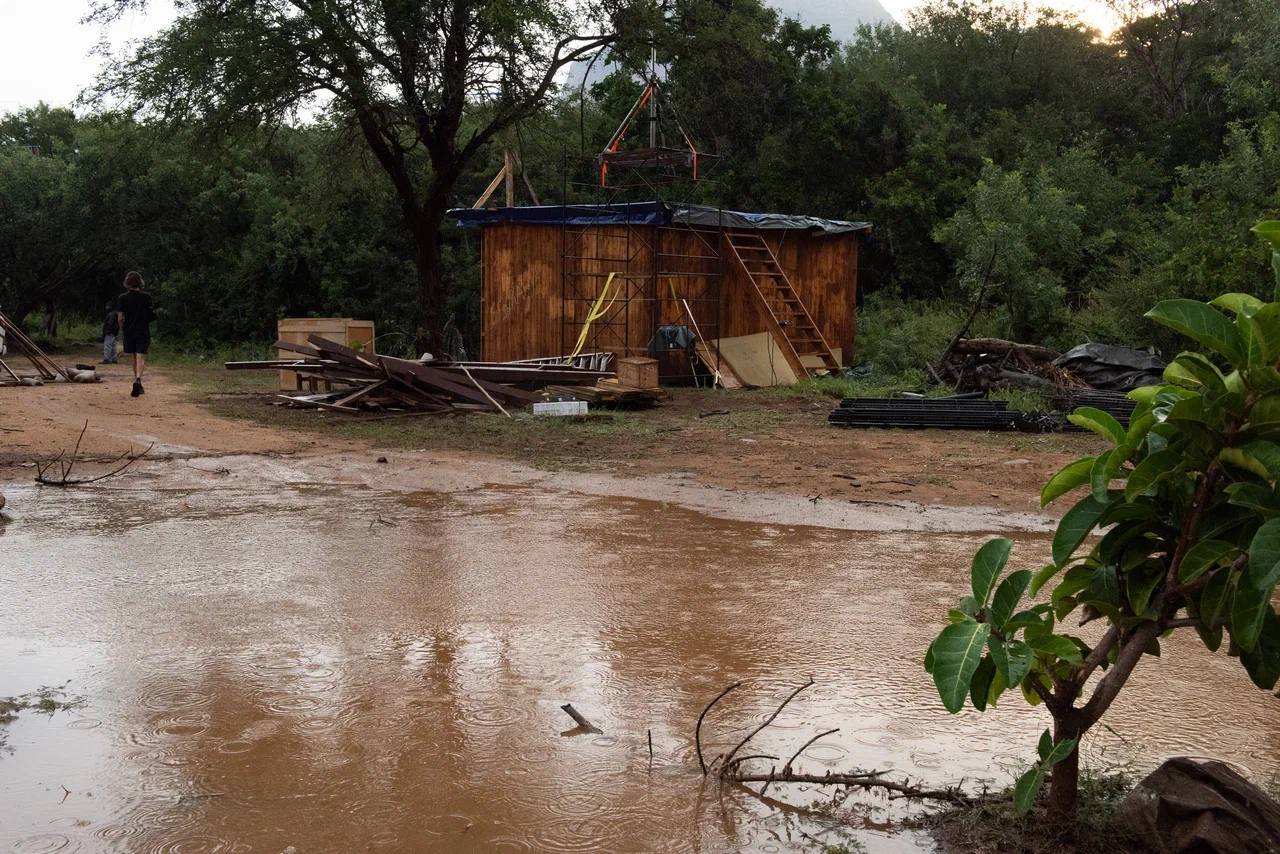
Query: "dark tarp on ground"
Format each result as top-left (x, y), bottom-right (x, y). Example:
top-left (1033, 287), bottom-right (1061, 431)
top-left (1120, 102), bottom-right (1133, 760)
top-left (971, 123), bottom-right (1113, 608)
top-left (1112, 757), bottom-right (1280, 853)
top-left (449, 201), bottom-right (872, 235)
top-left (1055, 342), bottom-right (1166, 391)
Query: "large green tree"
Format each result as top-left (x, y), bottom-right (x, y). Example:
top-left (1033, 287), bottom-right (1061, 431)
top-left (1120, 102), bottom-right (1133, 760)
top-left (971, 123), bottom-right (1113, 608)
top-left (91, 0), bottom-right (626, 351)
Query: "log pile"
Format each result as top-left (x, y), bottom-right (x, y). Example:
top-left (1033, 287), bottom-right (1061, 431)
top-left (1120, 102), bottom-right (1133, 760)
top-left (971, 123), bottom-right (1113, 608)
top-left (937, 338), bottom-right (1088, 393)
top-left (226, 336), bottom-right (615, 415)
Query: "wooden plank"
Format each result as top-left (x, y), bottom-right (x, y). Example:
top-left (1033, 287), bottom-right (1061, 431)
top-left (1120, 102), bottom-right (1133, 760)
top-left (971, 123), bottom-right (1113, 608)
top-left (693, 340), bottom-right (743, 389)
top-left (377, 355), bottom-right (502, 408)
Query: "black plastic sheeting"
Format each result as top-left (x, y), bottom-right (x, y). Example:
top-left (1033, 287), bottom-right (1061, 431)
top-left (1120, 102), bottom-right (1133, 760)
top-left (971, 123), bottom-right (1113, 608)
top-left (1055, 343), bottom-right (1165, 391)
top-left (448, 201), bottom-right (872, 235)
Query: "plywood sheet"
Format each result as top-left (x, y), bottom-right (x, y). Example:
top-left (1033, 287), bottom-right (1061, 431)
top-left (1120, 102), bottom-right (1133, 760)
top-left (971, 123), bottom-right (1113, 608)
top-left (712, 332), bottom-right (800, 387)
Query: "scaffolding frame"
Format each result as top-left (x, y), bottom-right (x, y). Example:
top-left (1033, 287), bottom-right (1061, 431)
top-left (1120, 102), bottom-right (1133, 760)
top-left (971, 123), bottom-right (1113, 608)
top-left (558, 156), bottom-right (726, 382)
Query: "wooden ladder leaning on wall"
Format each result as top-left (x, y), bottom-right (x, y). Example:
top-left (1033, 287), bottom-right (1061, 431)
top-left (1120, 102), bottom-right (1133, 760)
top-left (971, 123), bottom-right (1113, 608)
top-left (724, 231), bottom-right (841, 377)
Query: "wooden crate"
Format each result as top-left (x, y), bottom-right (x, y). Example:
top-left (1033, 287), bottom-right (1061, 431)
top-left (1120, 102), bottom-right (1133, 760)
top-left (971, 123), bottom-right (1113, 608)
top-left (617, 356), bottom-right (659, 390)
top-left (278, 318), bottom-right (375, 390)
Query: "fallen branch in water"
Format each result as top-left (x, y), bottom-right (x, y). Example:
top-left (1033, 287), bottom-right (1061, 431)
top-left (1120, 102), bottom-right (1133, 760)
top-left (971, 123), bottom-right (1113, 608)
top-left (727, 769), bottom-right (972, 805)
top-left (698, 680), bottom-right (973, 806)
top-left (34, 422), bottom-right (152, 487)
top-left (560, 703), bottom-right (602, 734)
top-left (719, 677), bottom-right (814, 776)
top-left (696, 681), bottom-right (741, 775)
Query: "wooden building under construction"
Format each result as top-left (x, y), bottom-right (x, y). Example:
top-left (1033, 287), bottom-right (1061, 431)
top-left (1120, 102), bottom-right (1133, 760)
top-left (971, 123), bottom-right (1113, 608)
top-left (449, 201), bottom-right (871, 383)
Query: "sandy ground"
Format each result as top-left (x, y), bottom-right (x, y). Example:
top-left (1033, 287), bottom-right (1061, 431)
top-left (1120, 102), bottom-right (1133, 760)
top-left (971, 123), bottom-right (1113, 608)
top-left (0, 359), bottom-right (1103, 511)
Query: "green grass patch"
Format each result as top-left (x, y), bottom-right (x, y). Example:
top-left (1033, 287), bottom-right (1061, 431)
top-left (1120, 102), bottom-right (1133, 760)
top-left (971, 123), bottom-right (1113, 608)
top-left (988, 387), bottom-right (1053, 413)
top-left (922, 770), bottom-right (1136, 854)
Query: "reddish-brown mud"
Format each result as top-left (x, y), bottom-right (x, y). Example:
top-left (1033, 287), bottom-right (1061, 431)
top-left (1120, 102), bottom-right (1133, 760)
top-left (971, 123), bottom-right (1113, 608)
top-left (1, 457), bottom-right (1278, 852)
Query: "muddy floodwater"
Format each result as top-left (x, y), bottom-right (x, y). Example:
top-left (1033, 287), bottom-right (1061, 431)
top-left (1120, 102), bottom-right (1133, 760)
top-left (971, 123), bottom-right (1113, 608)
top-left (2, 457), bottom-right (1279, 852)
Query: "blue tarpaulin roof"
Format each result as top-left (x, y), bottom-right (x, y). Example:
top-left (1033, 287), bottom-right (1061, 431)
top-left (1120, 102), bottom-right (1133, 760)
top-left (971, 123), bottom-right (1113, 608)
top-left (449, 201), bottom-right (871, 235)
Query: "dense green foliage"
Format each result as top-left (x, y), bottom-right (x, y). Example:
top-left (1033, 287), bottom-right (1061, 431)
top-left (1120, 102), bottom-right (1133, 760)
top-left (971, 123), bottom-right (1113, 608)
top-left (1, 0), bottom-right (1278, 357)
top-left (925, 223), bottom-right (1280, 817)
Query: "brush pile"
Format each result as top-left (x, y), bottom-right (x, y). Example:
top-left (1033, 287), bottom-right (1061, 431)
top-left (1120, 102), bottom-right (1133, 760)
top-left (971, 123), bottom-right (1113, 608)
top-left (937, 338), bottom-right (1088, 393)
top-left (225, 336), bottom-right (616, 415)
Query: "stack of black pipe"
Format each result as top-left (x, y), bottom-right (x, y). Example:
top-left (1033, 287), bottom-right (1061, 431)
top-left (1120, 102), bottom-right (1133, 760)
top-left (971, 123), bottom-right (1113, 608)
top-left (828, 397), bottom-right (1021, 430)
top-left (1058, 389), bottom-right (1136, 427)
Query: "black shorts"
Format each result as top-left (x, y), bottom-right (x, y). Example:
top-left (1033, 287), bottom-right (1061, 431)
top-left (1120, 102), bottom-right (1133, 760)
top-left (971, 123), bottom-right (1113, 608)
top-left (122, 330), bottom-right (151, 354)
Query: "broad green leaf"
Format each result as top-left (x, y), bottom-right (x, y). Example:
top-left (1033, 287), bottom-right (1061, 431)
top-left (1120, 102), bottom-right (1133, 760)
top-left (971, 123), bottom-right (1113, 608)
top-left (1124, 448), bottom-right (1181, 500)
top-left (1166, 352), bottom-right (1227, 394)
top-left (1043, 737), bottom-right (1078, 767)
top-left (1068, 407), bottom-right (1126, 444)
top-left (1126, 560), bottom-right (1165, 615)
top-left (1231, 579), bottom-right (1272, 653)
top-left (989, 637), bottom-right (1032, 686)
top-left (989, 570), bottom-right (1032, 631)
top-left (1219, 440), bottom-right (1280, 480)
top-left (986, 665), bottom-right (1008, 707)
top-left (1019, 671), bottom-right (1049, 706)
top-left (1253, 220), bottom-right (1280, 252)
top-left (1014, 767), bottom-right (1045, 815)
top-left (930, 622), bottom-right (991, 713)
top-left (1145, 299), bottom-right (1245, 366)
top-left (1211, 293), bottom-right (1265, 315)
top-left (1247, 304), bottom-right (1280, 364)
top-left (971, 538), bottom-right (1014, 607)
top-left (1197, 623), bottom-right (1224, 652)
top-left (1053, 494), bottom-right (1113, 566)
top-left (1248, 519), bottom-right (1280, 589)
top-left (1241, 609), bottom-right (1280, 690)
top-left (1226, 482), bottom-right (1280, 516)
top-left (1041, 457), bottom-right (1095, 508)
top-left (1090, 450), bottom-right (1119, 501)
top-left (1178, 539), bottom-right (1236, 583)
top-left (1027, 633), bottom-right (1084, 665)
top-left (1248, 393), bottom-right (1280, 431)
top-left (1036, 728), bottom-right (1053, 761)
top-left (1086, 564), bottom-right (1121, 608)
top-left (923, 641), bottom-right (935, 674)
top-left (1051, 565), bottom-right (1094, 610)
top-left (969, 655), bottom-right (996, 711)
top-left (1129, 386), bottom-right (1163, 405)
top-left (1200, 568), bottom-right (1234, 628)
top-left (1029, 563), bottom-right (1060, 597)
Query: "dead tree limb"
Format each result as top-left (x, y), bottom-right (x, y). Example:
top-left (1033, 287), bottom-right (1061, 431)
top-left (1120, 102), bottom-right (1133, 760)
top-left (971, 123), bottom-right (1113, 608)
top-left (560, 703), bottom-right (601, 734)
top-left (696, 681), bottom-right (741, 775)
top-left (720, 678), bottom-right (814, 777)
top-left (935, 246), bottom-right (999, 378)
top-left (34, 422), bottom-right (152, 487)
top-left (782, 728), bottom-right (840, 776)
top-left (725, 769), bottom-right (971, 805)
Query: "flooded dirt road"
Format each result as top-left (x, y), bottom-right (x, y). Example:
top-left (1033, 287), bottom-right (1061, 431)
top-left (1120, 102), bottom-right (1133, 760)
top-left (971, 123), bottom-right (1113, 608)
top-left (2, 457), bottom-right (1279, 852)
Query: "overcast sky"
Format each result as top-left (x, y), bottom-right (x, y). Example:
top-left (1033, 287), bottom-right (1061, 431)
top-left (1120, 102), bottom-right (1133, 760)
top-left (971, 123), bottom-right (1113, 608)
top-left (0, 0), bottom-right (1118, 116)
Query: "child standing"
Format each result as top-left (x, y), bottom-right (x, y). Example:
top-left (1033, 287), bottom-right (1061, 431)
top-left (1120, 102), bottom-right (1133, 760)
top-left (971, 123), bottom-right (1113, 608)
top-left (101, 300), bottom-right (119, 364)
top-left (116, 271), bottom-right (155, 397)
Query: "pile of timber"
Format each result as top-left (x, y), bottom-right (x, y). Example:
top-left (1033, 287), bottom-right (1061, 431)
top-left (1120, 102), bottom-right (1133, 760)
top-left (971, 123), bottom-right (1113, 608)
top-left (0, 310), bottom-right (85, 385)
top-left (543, 379), bottom-right (667, 408)
top-left (937, 338), bottom-right (1087, 393)
top-left (225, 336), bottom-right (615, 414)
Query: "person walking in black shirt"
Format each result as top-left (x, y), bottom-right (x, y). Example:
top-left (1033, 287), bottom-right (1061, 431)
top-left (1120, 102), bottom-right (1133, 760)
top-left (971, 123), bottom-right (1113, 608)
top-left (116, 271), bottom-right (155, 397)
top-left (101, 300), bottom-right (119, 364)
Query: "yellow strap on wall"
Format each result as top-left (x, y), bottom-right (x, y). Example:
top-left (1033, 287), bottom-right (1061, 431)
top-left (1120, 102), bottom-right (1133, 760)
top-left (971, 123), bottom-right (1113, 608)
top-left (566, 272), bottom-right (620, 362)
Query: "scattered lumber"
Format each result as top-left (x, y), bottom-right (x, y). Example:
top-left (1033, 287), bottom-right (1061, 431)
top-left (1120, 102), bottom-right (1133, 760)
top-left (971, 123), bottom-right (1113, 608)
top-left (227, 336), bottom-right (617, 415)
top-left (0, 310), bottom-right (80, 385)
top-left (544, 378), bottom-right (667, 408)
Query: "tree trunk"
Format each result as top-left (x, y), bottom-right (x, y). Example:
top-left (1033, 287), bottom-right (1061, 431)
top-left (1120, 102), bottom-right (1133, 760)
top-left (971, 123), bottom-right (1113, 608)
top-left (1048, 716), bottom-right (1082, 820)
top-left (407, 197), bottom-right (452, 358)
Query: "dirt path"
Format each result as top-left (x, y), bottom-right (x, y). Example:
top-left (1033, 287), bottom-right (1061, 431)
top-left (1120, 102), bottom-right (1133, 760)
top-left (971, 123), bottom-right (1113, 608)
top-left (0, 359), bottom-right (1103, 511)
top-left (0, 360), bottom-right (334, 467)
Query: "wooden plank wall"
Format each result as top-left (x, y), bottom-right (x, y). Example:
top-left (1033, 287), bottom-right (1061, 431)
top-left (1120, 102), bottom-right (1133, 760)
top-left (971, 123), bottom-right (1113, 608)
top-left (481, 222), bottom-right (860, 364)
